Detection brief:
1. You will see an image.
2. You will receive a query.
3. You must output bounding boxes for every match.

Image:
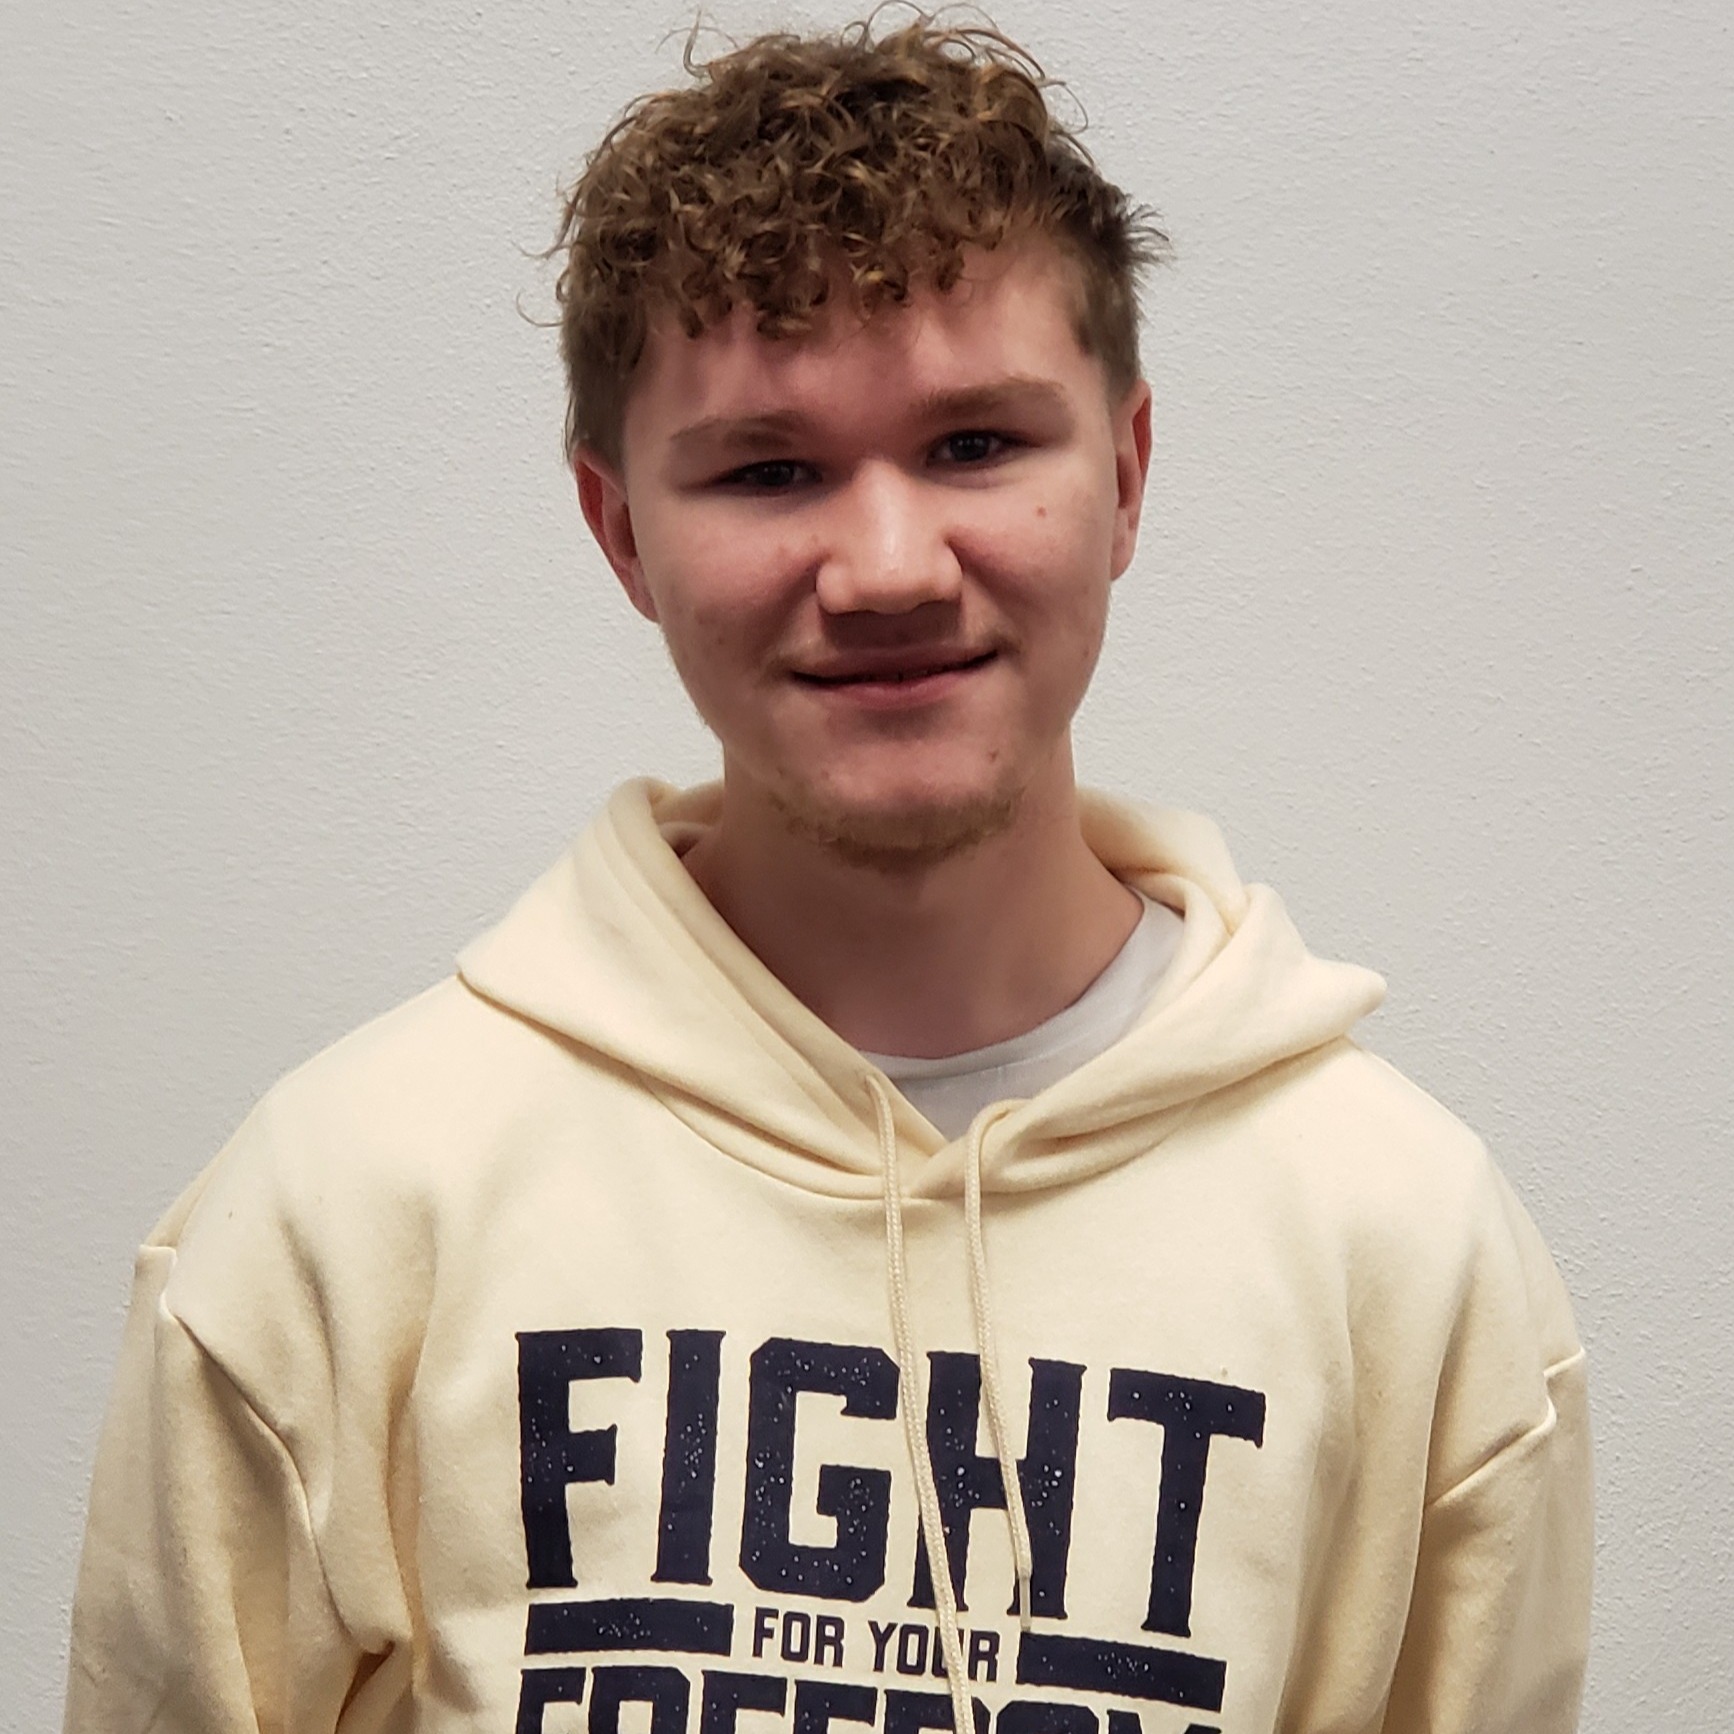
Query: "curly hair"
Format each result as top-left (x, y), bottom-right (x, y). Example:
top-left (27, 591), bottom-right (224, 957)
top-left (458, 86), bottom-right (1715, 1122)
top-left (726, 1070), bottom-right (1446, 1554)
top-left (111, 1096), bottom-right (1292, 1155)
top-left (553, 11), bottom-right (1170, 464)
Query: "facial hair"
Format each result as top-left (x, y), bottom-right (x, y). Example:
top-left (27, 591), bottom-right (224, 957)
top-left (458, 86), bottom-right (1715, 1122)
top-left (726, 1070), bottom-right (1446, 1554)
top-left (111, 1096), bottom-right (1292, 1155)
top-left (765, 779), bottom-right (1025, 874)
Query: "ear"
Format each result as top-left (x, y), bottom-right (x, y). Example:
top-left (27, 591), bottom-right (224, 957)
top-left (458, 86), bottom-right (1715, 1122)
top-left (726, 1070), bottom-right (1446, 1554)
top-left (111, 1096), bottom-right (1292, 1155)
top-left (574, 446), bottom-right (659, 622)
top-left (1109, 379), bottom-right (1154, 580)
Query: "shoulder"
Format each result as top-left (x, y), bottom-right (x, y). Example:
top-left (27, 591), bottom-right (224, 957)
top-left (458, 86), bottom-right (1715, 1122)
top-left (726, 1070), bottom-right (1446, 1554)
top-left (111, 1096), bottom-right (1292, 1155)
top-left (267, 970), bottom-right (569, 1151)
top-left (1207, 1037), bottom-right (1496, 1215)
top-left (159, 972), bottom-right (571, 1244)
top-left (1206, 1040), bottom-right (1579, 1358)
top-left (145, 973), bottom-right (586, 1408)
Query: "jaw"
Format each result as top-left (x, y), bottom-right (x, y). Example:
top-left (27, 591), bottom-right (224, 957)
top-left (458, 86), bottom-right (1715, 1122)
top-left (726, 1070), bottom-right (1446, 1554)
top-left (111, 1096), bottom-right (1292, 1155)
top-left (765, 770), bottom-right (1027, 873)
top-left (719, 722), bottom-right (1079, 877)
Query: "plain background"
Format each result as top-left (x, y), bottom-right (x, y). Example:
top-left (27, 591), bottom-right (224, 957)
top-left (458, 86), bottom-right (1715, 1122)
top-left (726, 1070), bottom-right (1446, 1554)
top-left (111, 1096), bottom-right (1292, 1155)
top-left (4, 0), bottom-right (1729, 1727)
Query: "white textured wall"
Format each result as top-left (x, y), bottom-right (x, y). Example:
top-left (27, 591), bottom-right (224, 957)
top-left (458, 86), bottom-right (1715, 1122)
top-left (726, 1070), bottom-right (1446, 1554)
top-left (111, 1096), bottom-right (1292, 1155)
top-left (3, 1), bottom-right (1728, 1727)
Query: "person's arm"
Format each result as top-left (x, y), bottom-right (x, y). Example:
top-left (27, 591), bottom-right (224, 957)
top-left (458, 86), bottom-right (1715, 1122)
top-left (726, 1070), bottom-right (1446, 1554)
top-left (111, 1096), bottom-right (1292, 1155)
top-left (1381, 1167), bottom-right (1594, 1732)
top-left (64, 1211), bottom-right (367, 1731)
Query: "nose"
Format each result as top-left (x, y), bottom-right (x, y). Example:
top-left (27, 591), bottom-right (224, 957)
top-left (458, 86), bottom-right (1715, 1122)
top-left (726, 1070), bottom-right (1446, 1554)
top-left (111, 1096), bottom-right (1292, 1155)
top-left (813, 462), bottom-right (963, 616)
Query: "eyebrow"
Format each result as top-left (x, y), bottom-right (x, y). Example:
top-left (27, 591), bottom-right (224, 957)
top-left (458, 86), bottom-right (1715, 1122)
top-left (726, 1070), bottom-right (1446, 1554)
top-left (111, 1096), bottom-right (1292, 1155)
top-left (667, 375), bottom-right (1072, 456)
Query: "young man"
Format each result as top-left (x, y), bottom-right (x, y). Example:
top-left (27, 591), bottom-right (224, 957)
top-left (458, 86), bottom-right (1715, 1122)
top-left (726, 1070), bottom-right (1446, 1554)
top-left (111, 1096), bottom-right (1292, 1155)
top-left (65, 18), bottom-right (1591, 1734)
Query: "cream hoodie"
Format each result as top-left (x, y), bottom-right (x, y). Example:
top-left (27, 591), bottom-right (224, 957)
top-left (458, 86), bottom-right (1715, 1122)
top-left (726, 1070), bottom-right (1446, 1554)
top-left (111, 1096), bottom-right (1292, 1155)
top-left (65, 781), bottom-right (1591, 1734)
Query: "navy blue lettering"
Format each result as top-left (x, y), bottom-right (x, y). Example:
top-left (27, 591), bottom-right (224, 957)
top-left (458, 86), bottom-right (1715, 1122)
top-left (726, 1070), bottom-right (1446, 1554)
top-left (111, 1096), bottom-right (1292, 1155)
top-left (1015, 1633), bottom-right (1224, 1714)
top-left (518, 1329), bottom-right (642, 1590)
top-left (792, 1681), bottom-right (877, 1734)
top-left (907, 1356), bottom-right (1083, 1620)
top-left (752, 1608), bottom-right (778, 1660)
top-left (1017, 1360), bottom-right (1085, 1619)
top-left (883, 1690), bottom-right (988, 1734)
top-left (1108, 1717), bottom-right (1217, 1734)
top-left (967, 1630), bottom-right (1000, 1684)
top-left (1106, 1369), bottom-right (1265, 1638)
top-left (589, 1667), bottom-right (690, 1734)
top-left (814, 1615), bottom-right (845, 1668)
top-left (910, 1353), bottom-right (1004, 1612)
top-left (526, 1598), bottom-right (733, 1657)
top-left (740, 1338), bottom-right (898, 1602)
top-left (996, 1702), bottom-right (1096, 1734)
top-left (656, 1331), bottom-right (724, 1585)
top-left (517, 1668), bottom-right (586, 1734)
top-left (869, 1621), bottom-right (898, 1672)
top-left (699, 1672), bottom-right (787, 1734)
top-left (781, 1611), bottom-right (812, 1664)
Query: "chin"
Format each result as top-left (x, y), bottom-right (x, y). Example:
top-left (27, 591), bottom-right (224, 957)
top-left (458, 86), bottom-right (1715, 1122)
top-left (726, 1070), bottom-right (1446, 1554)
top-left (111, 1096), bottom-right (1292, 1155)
top-left (768, 778), bottom-right (1025, 873)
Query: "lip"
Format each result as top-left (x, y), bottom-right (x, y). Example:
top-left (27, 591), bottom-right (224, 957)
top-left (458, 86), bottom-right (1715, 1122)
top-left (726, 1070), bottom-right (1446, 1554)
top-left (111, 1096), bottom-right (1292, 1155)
top-left (793, 648), bottom-right (998, 684)
top-left (790, 649), bottom-right (999, 708)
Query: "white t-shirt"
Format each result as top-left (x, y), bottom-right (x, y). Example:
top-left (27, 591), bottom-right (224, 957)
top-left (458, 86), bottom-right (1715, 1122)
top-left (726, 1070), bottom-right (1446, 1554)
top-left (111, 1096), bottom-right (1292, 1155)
top-left (860, 894), bottom-right (1184, 1139)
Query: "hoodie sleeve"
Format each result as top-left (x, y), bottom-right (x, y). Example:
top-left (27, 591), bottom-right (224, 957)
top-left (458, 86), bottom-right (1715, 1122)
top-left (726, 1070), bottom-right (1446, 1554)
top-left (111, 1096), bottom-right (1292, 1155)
top-left (1379, 1167), bottom-right (1594, 1734)
top-left (63, 1239), bottom-right (366, 1734)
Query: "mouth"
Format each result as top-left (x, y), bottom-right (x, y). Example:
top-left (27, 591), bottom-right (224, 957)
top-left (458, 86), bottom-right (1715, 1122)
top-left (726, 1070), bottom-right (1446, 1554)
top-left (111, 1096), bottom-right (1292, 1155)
top-left (792, 649), bottom-right (999, 689)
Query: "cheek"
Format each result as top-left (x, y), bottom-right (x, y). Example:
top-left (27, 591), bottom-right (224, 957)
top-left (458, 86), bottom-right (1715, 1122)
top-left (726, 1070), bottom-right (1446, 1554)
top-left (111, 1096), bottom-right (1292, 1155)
top-left (964, 486), bottom-right (1116, 616)
top-left (635, 553), bottom-right (800, 727)
top-left (1010, 498), bottom-right (1117, 693)
top-left (638, 511), bottom-right (808, 625)
top-left (991, 453), bottom-right (1115, 552)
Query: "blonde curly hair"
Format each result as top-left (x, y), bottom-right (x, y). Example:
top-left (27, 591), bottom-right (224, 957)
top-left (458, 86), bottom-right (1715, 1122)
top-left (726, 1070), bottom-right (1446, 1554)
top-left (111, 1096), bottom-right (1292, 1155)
top-left (554, 11), bottom-right (1170, 464)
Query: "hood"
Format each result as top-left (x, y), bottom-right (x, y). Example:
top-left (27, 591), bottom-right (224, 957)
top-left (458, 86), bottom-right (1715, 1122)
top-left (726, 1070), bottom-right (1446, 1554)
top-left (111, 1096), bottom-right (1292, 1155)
top-left (456, 780), bottom-right (1385, 1201)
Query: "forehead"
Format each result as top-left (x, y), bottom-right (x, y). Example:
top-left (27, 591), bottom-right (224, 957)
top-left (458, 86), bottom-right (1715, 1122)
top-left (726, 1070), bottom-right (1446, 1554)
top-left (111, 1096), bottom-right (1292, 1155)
top-left (622, 240), bottom-right (1103, 452)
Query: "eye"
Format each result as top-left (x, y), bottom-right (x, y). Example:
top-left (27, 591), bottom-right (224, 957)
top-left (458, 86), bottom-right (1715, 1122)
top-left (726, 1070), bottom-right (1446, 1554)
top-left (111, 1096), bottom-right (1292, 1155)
top-left (933, 429), bottom-right (1017, 466)
top-left (719, 459), bottom-right (814, 491)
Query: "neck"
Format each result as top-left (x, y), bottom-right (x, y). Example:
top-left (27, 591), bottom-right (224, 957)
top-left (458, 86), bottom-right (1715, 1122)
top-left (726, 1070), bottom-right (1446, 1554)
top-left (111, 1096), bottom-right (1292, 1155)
top-left (681, 753), bottom-right (1143, 1058)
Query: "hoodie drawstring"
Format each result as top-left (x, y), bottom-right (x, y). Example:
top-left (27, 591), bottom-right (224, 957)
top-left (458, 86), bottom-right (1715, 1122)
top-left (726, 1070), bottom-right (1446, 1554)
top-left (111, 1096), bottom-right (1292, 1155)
top-left (870, 1077), bottom-right (1030, 1734)
top-left (871, 1076), bottom-right (974, 1734)
top-left (963, 1113), bottom-right (1035, 1631)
